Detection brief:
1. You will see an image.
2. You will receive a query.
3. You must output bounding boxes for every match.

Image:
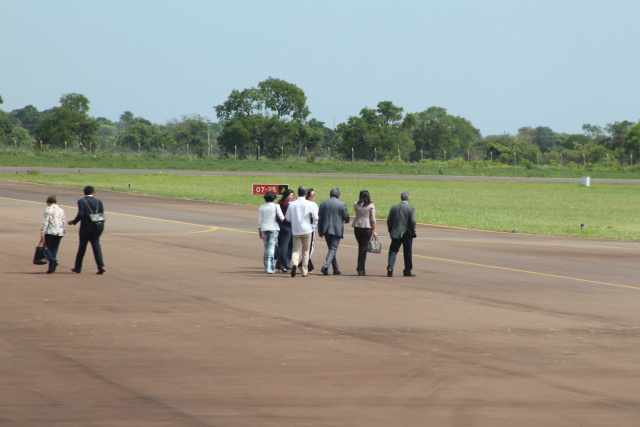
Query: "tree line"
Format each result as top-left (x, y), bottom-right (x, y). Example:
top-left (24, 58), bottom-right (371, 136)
top-left (1, 79), bottom-right (640, 167)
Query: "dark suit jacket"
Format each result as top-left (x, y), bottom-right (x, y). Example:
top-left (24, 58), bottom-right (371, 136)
top-left (387, 201), bottom-right (416, 239)
top-left (72, 196), bottom-right (104, 235)
top-left (317, 197), bottom-right (350, 238)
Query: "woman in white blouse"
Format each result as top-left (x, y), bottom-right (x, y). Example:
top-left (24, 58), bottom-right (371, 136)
top-left (352, 190), bottom-right (377, 276)
top-left (41, 195), bottom-right (66, 274)
top-left (258, 191), bottom-right (285, 274)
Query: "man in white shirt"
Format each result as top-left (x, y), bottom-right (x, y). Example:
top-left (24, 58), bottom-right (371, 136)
top-left (285, 186), bottom-right (318, 277)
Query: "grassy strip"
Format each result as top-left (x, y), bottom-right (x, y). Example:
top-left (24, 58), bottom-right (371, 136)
top-left (5, 172), bottom-right (640, 241)
top-left (3, 151), bottom-right (640, 179)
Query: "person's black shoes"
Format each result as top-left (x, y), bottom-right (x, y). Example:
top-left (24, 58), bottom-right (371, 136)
top-left (97, 267), bottom-right (106, 275)
top-left (71, 268), bottom-right (81, 273)
top-left (403, 272), bottom-right (416, 277)
top-left (320, 266), bottom-right (329, 275)
top-left (333, 270), bottom-right (342, 275)
top-left (290, 265), bottom-right (297, 278)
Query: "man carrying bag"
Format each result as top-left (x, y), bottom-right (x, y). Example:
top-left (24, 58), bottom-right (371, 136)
top-left (68, 186), bottom-right (107, 274)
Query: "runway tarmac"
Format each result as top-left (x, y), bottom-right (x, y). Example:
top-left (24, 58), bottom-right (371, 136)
top-left (2, 179), bottom-right (640, 426)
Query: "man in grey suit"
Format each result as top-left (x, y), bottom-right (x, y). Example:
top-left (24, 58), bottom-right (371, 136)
top-left (317, 187), bottom-right (350, 275)
top-left (387, 191), bottom-right (416, 277)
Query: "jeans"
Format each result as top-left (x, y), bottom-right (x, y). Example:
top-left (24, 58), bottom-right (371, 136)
top-left (44, 234), bottom-right (63, 262)
top-left (323, 234), bottom-right (342, 272)
top-left (354, 227), bottom-right (372, 273)
top-left (262, 230), bottom-right (279, 274)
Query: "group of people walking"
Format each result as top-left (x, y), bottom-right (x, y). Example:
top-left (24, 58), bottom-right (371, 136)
top-left (38, 186), bottom-right (107, 274)
top-left (258, 187), bottom-right (417, 277)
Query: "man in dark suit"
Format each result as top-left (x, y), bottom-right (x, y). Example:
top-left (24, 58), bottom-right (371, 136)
top-left (317, 187), bottom-right (350, 275)
top-left (68, 186), bottom-right (106, 274)
top-left (386, 191), bottom-right (416, 277)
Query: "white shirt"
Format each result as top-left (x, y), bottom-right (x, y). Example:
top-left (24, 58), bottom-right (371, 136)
top-left (285, 197), bottom-right (319, 236)
top-left (258, 202), bottom-right (284, 232)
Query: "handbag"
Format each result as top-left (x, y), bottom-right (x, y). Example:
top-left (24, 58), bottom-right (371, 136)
top-left (366, 235), bottom-right (382, 254)
top-left (81, 199), bottom-right (106, 234)
top-left (33, 244), bottom-right (48, 265)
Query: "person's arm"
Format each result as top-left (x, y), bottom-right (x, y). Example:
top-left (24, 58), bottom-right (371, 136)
top-left (317, 204), bottom-right (324, 238)
top-left (342, 203), bottom-right (350, 224)
top-left (410, 206), bottom-right (417, 237)
top-left (371, 205), bottom-right (377, 237)
top-left (68, 199), bottom-right (84, 226)
top-left (276, 204), bottom-right (285, 222)
top-left (258, 206), bottom-right (264, 239)
top-left (387, 206), bottom-right (395, 234)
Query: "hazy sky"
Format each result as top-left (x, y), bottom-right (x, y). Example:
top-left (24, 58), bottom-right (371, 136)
top-left (1, 0), bottom-right (639, 136)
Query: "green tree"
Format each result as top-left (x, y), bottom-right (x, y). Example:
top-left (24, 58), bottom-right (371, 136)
top-left (413, 107), bottom-right (480, 159)
top-left (605, 120), bottom-right (633, 150)
top-left (214, 78), bottom-right (314, 160)
top-left (35, 93), bottom-right (99, 152)
top-left (7, 105), bottom-right (42, 135)
top-left (171, 114), bottom-right (210, 158)
top-left (623, 122), bottom-right (640, 161)
top-left (336, 102), bottom-right (414, 161)
top-left (258, 77), bottom-right (309, 120)
top-left (118, 121), bottom-right (173, 153)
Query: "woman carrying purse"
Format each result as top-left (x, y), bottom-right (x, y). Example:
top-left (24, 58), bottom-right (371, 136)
top-left (41, 195), bottom-right (66, 274)
top-left (352, 190), bottom-right (377, 276)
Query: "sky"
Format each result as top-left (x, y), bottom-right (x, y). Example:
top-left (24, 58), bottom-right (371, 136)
top-left (1, 0), bottom-right (639, 136)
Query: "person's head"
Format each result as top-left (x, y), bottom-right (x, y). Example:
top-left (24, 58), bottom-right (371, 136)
top-left (279, 189), bottom-right (294, 204)
top-left (298, 186), bottom-right (308, 198)
top-left (264, 190), bottom-right (277, 203)
top-left (330, 187), bottom-right (340, 198)
top-left (357, 190), bottom-right (371, 206)
top-left (305, 188), bottom-right (315, 201)
top-left (46, 195), bottom-right (57, 206)
top-left (83, 186), bottom-right (95, 196)
top-left (401, 191), bottom-right (410, 202)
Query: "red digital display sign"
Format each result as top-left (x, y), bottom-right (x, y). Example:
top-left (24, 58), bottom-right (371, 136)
top-left (252, 184), bottom-right (289, 195)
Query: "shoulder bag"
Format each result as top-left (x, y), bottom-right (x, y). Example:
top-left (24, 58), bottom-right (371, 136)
top-left (82, 199), bottom-right (106, 234)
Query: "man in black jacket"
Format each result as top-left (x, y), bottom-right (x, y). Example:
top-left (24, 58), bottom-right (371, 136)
top-left (68, 186), bottom-right (106, 274)
top-left (386, 191), bottom-right (416, 277)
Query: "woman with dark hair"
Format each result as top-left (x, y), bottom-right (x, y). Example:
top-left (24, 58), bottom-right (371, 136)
top-left (352, 190), bottom-right (377, 276)
top-left (275, 189), bottom-right (295, 273)
top-left (41, 195), bottom-right (66, 274)
top-left (258, 190), bottom-right (285, 274)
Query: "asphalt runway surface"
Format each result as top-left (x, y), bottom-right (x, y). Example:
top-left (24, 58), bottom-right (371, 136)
top-left (2, 179), bottom-right (640, 426)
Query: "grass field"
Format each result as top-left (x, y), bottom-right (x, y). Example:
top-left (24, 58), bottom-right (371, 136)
top-left (4, 172), bottom-right (640, 241)
top-left (3, 151), bottom-right (640, 179)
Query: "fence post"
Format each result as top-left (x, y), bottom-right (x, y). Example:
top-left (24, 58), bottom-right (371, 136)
top-left (513, 152), bottom-right (516, 166)
top-left (398, 149), bottom-right (400, 161)
top-left (444, 150), bottom-right (446, 162)
top-left (352, 147), bottom-right (354, 163)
